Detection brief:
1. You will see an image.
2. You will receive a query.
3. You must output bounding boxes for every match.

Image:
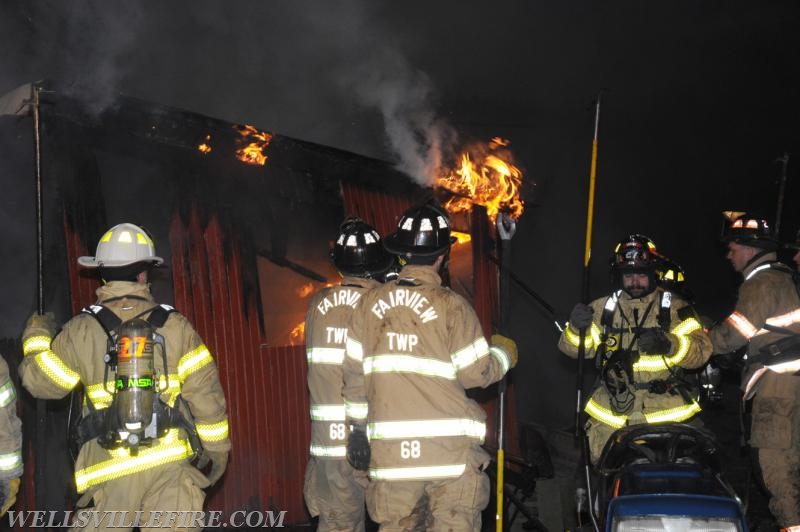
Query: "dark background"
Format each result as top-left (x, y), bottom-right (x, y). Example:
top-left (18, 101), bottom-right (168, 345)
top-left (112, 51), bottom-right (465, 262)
top-left (1, 0), bottom-right (799, 431)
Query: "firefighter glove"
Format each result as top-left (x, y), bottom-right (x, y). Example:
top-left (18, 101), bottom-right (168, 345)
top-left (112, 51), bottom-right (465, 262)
top-left (23, 311), bottom-right (57, 342)
top-left (347, 425), bottom-right (370, 471)
top-left (638, 328), bottom-right (673, 354)
top-left (205, 450), bottom-right (229, 487)
top-left (0, 477), bottom-right (19, 518)
top-left (569, 303), bottom-right (593, 330)
top-left (491, 334), bottom-right (518, 369)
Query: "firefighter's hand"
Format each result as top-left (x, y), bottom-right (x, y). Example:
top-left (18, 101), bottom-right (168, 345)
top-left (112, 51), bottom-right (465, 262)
top-left (205, 450), bottom-right (228, 487)
top-left (346, 426), bottom-right (370, 471)
top-left (638, 328), bottom-right (673, 354)
top-left (23, 311), bottom-right (57, 342)
top-left (0, 477), bottom-right (19, 518)
top-left (568, 304), bottom-right (593, 330)
top-left (491, 334), bottom-right (518, 369)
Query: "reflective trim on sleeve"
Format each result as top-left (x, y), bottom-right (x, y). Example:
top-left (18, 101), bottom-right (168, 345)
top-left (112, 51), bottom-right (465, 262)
top-left (0, 380), bottom-right (16, 408)
top-left (634, 317), bottom-right (701, 371)
top-left (726, 311), bottom-right (758, 339)
top-left (307, 347), bottom-right (345, 365)
top-left (363, 355), bottom-right (457, 380)
top-left (564, 323), bottom-right (602, 349)
top-left (75, 430), bottom-right (193, 492)
top-left (34, 350), bottom-right (80, 391)
top-left (345, 338), bottom-right (363, 362)
top-left (369, 463), bottom-right (466, 481)
top-left (177, 344), bottom-right (213, 381)
top-left (310, 444), bottom-right (347, 458)
top-left (0, 451), bottom-right (22, 473)
top-left (310, 404), bottom-right (346, 421)
top-left (196, 419), bottom-right (230, 442)
top-left (85, 380), bottom-right (115, 409)
top-left (23, 335), bottom-right (52, 356)
top-left (755, 308), bottom-right (800, 336)
top-left (488, 346), bottom-right (511, 374)
top-left (345, 400), bottom-right (368, 420)
top-left (368, 419), bottom-right (486, 442)
top-left (450, 337), bottom-right (489, 370)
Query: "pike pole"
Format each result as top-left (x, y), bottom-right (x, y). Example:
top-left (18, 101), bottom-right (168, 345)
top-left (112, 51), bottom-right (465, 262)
top-left (496, 213), bottom-right (516, 532)
top-left (774, 153), bottom-right (789, 236)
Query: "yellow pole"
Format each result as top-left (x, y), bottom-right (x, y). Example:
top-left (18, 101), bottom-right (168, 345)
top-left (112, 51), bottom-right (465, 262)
top-left (496, 447), bottom-right (504, 532)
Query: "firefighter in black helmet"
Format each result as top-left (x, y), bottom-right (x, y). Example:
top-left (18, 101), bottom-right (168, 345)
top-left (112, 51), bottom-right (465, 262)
top-left (708, 212), bottom-right (800, 529)
top-left (559, 234), bottom-right (712, 462)
top-left (343, 201), bottom-right (517, 531)
top-left (303, 217), bottom-right (393, 532)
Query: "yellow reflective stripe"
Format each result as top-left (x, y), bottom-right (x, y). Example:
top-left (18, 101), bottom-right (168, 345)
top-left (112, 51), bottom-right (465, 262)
top-left (345, 401), bottom-right (368, 420)
top-left (726, 311), bottom-right (758, 339)
top-left (177, 344), bottom-right (213, 381)
top-left (310, 444), bottom-right (347, 458)
top-left (584, 399), bottom-right (627, 429)
top-left (86, 380), bottom-right (115, 409)
top-left (564, 324), bottom-right (602, 349)
top-left (34, 350), bottom-right (80, 390)
top-left (310, 404), bottom-right (346, 421)
top-left (369, 463), bottom-right (466, 481)
top-left (0, 451), bottom-right (22, 472)
top-left (0, 380), bottom-right (15, 408)
top-left (368, 419), bottom-right (486, 441)
top-left (450, 337), bottom-right (489, 370)
top-left (75, 432), bottom-right (193, 492)
top-left (488, 347), bottom-right (510, 373)
top-left (346, 338), bottom-right (363, 362)
top-left (23, 336), bottom-right (52, 356)
top-left (196, 419), bottom-right (229, 442)
top-left (634, 317), bottom-right (701, 371)
top-left (363, 355), bottom-right (456, 380)
top-left (644, 401), bottom-right (701, 424)
top-left (307, 347), bottom-right (345, 365)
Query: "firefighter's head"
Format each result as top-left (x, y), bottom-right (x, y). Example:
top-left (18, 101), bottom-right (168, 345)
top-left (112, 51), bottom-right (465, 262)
top-left (78, 223), bottom-right (163, 283)
top-left (383, 200), bottom-right (455, 268)
top-left (610, 234), bottom-right (660, 298)
top-left (330, 217), bottom-right (394, 279)
top-left (720, 212), bottom-right (777, 272)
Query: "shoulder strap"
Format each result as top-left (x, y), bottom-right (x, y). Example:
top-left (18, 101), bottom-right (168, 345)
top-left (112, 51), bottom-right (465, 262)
top-left (81, 305), bottom-right (122, 341)
top-left (146, 304), bottom-right (176, 328)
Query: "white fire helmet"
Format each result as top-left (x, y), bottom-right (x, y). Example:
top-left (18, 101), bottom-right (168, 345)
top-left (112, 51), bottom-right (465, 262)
top-left (77, 223), bottom-right (164, 268)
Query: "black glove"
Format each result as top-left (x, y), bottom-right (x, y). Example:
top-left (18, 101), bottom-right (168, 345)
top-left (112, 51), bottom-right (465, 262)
top-left (346, 426), bottom-right (370, 471)
top-left (569, 303), bottom-right (594, 330)
top-left (638, 328), bottom-right (672, 354)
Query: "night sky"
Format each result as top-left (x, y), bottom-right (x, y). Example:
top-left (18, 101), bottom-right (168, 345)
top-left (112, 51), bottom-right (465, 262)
top-left (2, 1), bottom-right (799, 428)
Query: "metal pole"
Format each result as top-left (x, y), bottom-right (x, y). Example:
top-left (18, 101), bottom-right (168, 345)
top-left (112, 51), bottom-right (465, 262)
top-left (774, 153), bottom-right (789, 236)
top-left (31, 83), bottom-right (47, 512)
top-left (496, 213), bottom-right (516, 532)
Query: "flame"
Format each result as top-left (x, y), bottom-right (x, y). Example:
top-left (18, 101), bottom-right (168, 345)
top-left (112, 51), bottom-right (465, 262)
top-left (451, 231), bottom-right (472, 244)
top-left (297, 283), bottom-right (316, 298)
top-left (235, 124), bottom-right (272, 166)
top-left (197, 134), bottom-right (212, 154)
top-left (437, 137), bottom-right (524, 222)
top-left (290, 321), bottom-right (305, 342)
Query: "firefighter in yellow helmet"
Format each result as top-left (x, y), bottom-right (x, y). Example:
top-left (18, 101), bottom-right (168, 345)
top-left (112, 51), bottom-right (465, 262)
top-left (708, 213), bottom-right (800, 530)
top-left (342, 201), bottom-right (517, 531)
top-left (303, 217), bottom-right (395, 532)
top-left (558, 234), bottom-right (712, 462)
top-left (0, 355), bottom-right (22, 518)
top-left (19, 223), bottom-right (230, 531)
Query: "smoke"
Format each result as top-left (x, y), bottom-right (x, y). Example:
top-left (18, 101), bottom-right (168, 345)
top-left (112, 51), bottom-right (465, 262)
top-left (345, 48), bottom-right (457, 186)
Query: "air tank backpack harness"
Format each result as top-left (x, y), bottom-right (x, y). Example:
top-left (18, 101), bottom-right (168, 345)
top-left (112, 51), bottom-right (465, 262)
top-left (72, 300), bottom-right (205, 460)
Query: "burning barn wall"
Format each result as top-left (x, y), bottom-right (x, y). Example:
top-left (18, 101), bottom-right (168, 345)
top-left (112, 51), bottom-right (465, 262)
top-left (1, 83), bottom-right (518, 524)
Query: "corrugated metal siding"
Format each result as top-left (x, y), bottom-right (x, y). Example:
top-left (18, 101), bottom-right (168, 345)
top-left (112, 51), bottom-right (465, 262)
top-left (340, 182), bottom-right (413, 236)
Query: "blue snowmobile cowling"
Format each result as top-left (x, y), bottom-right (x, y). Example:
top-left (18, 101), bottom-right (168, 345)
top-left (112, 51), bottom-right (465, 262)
top-left (595, 424), bottom-right (747, 532)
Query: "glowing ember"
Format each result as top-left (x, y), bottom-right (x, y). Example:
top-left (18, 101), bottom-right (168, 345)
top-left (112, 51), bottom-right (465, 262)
top-left (451, 231), bottom-right (472, 244)
top-left (235, 124), bottom-right (272, 166)
top-left (197, 134), bottom-right (212, 154)
top-left (437, 137), bottom-right (524, 222)
top-left (297, 283), bottom-right (316, 298)
top-left (290, 321), bottom-right (305, 342)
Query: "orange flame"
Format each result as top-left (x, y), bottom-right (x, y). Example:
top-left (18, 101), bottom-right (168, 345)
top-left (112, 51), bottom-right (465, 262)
top-left (290, 321), bottom-right (305, 342)
top-left (297, 283), bottom-right (316, 298)
top-left (437, 137), bottom-right (524, 222)
top-left (235, 124), bottom-right (272, 166)
top-left (197, 134), bottom-right (212, 154)
top-left (451, 231), bottom-right (472, 244)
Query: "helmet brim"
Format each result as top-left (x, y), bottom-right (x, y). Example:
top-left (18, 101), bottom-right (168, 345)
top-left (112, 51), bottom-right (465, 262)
top-left (77, 256), bottom-right (164, 268)
top-left (383, 234), bottom-right (454, 257)
top-left (337, 254), bottom-right (395, 278)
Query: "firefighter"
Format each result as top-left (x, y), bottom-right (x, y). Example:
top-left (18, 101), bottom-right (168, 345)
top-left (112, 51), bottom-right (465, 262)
top-left (19, 223), bottom-right (230, 531)
top-left (708, 213), bottom-right (800, 531)
top-left (342, 201), bottom-right (517, 532)
top-left (303, 217), bottom-right (394, 532)
top-left (0, 356), bottom-right (22, 518)
top-left (559, 234), bottom-right (712, 463)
